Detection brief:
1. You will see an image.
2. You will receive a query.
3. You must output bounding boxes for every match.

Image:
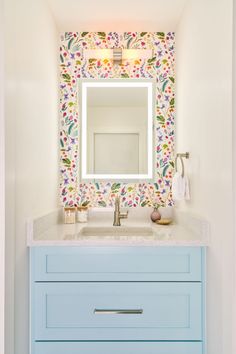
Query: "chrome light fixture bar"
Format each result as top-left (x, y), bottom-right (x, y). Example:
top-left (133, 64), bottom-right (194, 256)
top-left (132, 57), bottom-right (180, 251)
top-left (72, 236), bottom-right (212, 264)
top-left (113, 48), bottom-right (122, 65)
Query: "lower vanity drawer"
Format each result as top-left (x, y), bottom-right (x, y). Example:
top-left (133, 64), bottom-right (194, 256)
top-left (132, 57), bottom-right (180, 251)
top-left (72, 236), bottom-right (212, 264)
top-left (33, 282), bottom-right (202, 341)
top-left (33, 341), bottom-right (203, 354)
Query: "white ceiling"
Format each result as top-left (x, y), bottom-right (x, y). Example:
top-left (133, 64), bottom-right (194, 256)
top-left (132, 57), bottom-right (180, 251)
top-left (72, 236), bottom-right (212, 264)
top-left (47, 0), bottom-right (189, 32)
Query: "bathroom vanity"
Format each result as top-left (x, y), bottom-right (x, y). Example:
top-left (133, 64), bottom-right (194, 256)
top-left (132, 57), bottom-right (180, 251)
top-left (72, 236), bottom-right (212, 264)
top-left (27, 33), bottom-right (208, 354)
top-left (28, 210), bottom-right (208, 354)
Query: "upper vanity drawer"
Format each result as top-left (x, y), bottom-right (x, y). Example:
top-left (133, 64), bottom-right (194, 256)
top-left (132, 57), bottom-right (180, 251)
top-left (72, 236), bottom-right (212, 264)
top-left (31, 246), bottom-right (203, 282)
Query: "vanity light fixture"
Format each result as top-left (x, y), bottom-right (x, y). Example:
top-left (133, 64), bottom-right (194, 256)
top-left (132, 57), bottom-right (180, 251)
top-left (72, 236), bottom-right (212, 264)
top-left (83, 48), bottom-right (153, 65)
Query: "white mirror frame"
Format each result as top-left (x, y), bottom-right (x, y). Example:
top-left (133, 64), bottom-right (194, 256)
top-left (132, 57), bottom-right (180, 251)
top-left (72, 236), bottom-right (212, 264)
top-left (80, 79), bottom-right (155, 181)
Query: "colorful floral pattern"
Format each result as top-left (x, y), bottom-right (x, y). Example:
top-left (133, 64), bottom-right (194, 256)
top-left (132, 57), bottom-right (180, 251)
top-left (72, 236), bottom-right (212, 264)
top-left (59, 32), bottom-right (175, 207)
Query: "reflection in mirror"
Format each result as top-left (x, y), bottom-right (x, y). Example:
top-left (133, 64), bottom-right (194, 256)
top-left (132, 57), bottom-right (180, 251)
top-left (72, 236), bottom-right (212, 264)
top-left (81, 81), bottom-right (154, 180)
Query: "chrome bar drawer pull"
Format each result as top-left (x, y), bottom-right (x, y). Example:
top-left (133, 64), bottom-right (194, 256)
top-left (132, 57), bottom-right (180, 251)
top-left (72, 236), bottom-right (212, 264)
top-left (94, 309), bottom-right (143, 315)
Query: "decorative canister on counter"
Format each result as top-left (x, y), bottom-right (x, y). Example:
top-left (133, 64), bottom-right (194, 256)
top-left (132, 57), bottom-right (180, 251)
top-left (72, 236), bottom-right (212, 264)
top-left (64, 207), bottom-right (76, 224)
top-left (77, 206), bottom-right (88, 223)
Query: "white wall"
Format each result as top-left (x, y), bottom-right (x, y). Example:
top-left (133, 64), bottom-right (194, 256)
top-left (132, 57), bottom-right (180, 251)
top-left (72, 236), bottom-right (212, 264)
top-left (233, 0), bottom-right (236, 352)
top-left (87, 107), bottom-right (147, 174)
top-left (4, 0), bottom-right (59, 353)
top-left (176, 0), bottom-right (233, 353)
top-left (0, 0), bottom-right (5, 353)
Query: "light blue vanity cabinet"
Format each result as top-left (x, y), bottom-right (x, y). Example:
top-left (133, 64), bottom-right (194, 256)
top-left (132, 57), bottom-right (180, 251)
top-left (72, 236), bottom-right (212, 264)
top-left (30, 246), bottom-right (206, 354)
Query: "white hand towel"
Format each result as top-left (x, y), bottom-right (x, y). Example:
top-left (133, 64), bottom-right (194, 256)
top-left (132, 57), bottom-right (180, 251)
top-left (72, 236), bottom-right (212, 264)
top-left (172, 172), bottom-right (190, 201)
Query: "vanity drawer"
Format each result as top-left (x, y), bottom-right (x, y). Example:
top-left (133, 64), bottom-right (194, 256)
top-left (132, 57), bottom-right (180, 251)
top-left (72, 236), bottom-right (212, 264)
top-left (33, 282), bottom-right (202, 341)
top-left (34, 341), bottom-right (203, 354)
top-left (31, 246), bottom-right (203, 281)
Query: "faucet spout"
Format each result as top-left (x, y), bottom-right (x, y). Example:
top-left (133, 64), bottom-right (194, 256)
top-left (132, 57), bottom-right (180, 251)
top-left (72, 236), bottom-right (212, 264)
top-left (115, 196), bottom-right (120, 212)
top-left (113, 196), bottom-right (128, 226)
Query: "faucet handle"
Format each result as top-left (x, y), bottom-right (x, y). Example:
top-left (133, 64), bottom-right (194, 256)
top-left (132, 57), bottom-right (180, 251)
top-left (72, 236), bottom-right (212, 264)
top-left (119, 210), bottom-right (128, 219)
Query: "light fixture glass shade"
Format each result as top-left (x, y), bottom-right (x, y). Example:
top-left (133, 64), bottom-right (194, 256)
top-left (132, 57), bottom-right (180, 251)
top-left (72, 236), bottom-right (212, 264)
top-left (122, 49), bottom-right (153, 60)
top-left (83, 49), bottom-right (113, 60)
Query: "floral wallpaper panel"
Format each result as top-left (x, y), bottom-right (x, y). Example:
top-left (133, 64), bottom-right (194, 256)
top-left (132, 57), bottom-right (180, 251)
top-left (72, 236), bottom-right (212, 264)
top-left (59, 32), bottom-right (175, 208)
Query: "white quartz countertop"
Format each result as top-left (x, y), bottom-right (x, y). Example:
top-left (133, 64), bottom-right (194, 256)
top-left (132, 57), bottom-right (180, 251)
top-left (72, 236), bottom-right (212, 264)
top-left (27, 208), bottom-right (209, 247)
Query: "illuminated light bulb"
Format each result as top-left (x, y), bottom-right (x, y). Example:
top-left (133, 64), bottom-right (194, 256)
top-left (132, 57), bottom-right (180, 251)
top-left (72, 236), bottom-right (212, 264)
top-left (83, 49), bottom-right (113, 60)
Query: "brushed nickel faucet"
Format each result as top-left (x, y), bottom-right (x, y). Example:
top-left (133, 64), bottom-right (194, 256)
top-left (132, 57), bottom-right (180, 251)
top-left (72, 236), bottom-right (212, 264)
top-left (113, 196), bottom-right (128, 226)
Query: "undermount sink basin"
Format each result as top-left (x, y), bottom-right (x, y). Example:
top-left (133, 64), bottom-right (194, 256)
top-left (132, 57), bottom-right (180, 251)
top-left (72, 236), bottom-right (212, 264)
top-left (78, 226), bottom-right (154, 237)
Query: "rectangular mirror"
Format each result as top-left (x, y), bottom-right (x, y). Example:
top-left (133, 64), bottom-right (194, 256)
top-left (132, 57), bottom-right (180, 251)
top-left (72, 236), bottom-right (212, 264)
top-left (80, 80), bottom-right (154, 181)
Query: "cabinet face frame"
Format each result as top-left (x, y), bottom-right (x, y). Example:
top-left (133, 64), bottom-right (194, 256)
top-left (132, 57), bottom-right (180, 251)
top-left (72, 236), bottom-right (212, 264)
top-left (30, 246), bottom-right (206, 354)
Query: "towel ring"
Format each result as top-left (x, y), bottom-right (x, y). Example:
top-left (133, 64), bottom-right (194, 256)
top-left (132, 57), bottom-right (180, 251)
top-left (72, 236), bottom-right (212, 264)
top-left (175, 152), bottom-right (189, 178)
